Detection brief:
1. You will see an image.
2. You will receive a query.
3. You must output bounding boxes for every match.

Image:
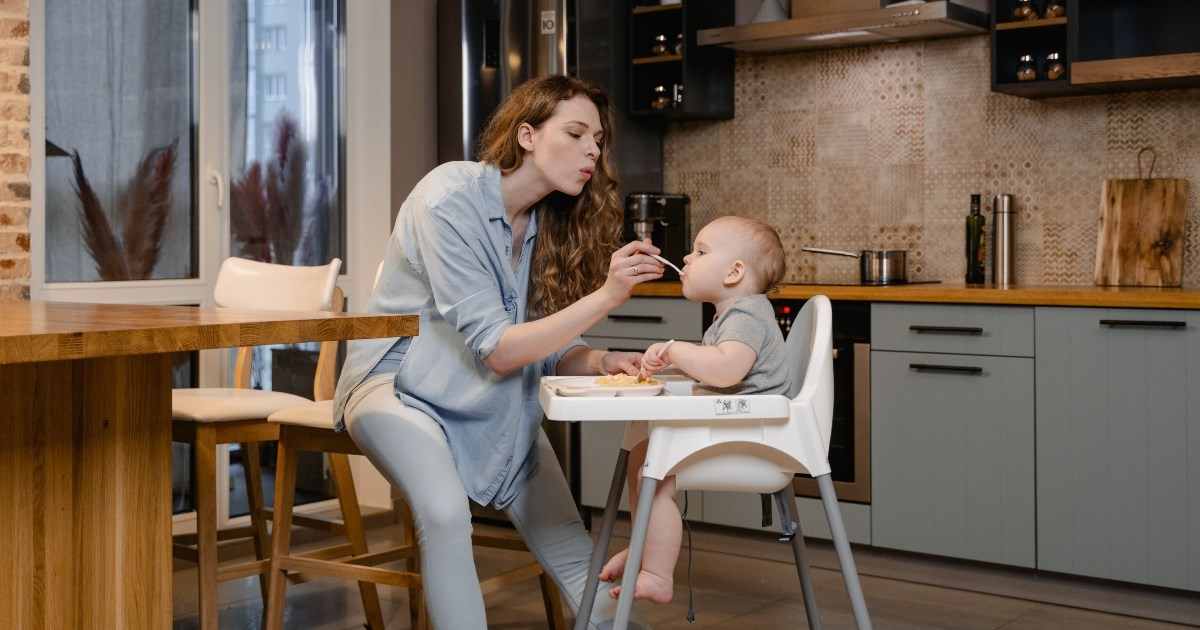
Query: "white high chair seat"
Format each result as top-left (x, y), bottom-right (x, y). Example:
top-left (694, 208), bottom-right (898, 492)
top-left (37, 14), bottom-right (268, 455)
top-left (540, 295), bottom-right (872, 630)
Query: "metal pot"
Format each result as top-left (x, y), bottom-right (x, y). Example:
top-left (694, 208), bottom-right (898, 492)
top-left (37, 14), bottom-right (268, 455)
top-left (802, 247), bottom-right (909, 284)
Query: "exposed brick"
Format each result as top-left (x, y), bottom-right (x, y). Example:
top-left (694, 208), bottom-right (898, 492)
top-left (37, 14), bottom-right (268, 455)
top-left (0, 282), bottom-right (30, 300)
top-left (0, 152), bottom-right (28, 173)
top-left (0, 205), bottom-right (28, 227)
top-left (1, 181), bottom-right (29, 202)
top-left (2, 19), bottom-right (29, 38)
top-left (0, 98), bottom-right (29, 123)
top-left (0, 124), bottom-right (28, 148)
top-left (0, 254), bottom-right (29, 279)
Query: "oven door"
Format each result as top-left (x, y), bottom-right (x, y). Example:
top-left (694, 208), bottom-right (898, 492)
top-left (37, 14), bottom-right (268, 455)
top-left (793, 341), bottom-right (871, 503)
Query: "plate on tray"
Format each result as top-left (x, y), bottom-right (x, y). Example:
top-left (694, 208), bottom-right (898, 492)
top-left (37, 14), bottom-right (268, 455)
top-left (552, 376), bottom-right (664, 397)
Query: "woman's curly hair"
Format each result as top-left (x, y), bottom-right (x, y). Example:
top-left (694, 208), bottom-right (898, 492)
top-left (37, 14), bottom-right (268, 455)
top-left (475, 75), bottom-right (623, 320)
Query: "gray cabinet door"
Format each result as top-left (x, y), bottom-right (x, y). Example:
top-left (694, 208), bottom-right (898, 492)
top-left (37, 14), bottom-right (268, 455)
top-left (871, 350), bottom-right (1036, 567)
top-left (1035, 307), bottom-right (1200, 591)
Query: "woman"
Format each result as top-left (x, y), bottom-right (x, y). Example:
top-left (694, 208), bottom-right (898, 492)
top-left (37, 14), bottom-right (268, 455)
top-left (332, 74), bottom-right (664, 628)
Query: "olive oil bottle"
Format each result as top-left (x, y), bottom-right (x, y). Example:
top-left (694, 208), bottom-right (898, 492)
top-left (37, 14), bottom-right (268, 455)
top-left (965, 194), bottom-right (986, 284)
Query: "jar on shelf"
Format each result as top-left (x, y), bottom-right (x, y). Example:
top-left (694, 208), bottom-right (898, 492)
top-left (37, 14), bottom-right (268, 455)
top-left (651, 34), bottom-right (669, 56)
top-left (1043, 0), bottom-right (1065, 18)
top-left (1012, 0), bottom-right (1038, 21)
top-left (1044, 52), bottom-right (1066, 80)
top-left (1016, 55), bottom-right (1038, 82)
top-left (651, 85), bottom-right (672, 110)
top-left (673, 33), bottom-right (684, 56)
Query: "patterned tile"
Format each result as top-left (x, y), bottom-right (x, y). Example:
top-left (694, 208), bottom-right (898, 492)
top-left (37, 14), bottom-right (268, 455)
top-left (660, 37), bottom-right (1200, 288)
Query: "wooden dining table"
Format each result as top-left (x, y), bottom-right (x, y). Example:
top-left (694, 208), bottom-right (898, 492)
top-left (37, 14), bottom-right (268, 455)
top-left (0, 300), bottom-right (417, 629)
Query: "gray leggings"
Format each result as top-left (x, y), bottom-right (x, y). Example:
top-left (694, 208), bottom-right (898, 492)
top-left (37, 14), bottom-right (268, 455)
top-left (344, 376), bottom-right (638, 629)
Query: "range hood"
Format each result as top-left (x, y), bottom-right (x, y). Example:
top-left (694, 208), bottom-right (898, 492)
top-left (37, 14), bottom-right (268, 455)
top-left (696, 1), bottom-right (989, 54)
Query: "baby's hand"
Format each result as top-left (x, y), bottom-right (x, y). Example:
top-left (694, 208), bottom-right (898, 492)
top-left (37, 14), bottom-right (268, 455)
top-left (639, 342), bottom-right (671, 376)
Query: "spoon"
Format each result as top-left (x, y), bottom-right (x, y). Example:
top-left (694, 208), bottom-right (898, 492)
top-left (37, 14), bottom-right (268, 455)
top-left (650, 254), bottom-right (685, 277)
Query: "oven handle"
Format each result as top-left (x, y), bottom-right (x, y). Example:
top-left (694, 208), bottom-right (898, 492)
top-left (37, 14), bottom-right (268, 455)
top-left (909, 325), bottom-right (984, 335)
top-left (607, 314), bottom-right (664, 324)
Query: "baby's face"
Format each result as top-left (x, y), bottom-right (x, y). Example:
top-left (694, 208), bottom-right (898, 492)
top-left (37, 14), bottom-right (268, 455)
top-left (681, 221), bottom-right (746, 299)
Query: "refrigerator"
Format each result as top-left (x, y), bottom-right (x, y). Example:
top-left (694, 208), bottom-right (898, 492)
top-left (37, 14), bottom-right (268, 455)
top-left (437, 0), bottom-right (664, 196)
top-left (438, 0), bottom-right (664, 516)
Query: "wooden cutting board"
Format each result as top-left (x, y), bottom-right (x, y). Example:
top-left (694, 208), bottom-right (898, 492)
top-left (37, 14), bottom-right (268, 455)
top-left (1094, 177), bottom-right (1188, 287)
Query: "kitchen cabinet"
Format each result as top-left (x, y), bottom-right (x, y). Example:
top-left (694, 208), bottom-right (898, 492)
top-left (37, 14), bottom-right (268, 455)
top-left (627, 1), bottom-right (733, 120)
top-left (1035, 307), bottom-right (1200, 591)
top-left (991, 0), bottom-right (1200, 99)
top-left (871, 303), bottom-right (1036, 568)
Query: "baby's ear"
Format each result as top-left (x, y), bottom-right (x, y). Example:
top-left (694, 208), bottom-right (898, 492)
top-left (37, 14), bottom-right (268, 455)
top-left (724, 260), bottom-right (746, 286)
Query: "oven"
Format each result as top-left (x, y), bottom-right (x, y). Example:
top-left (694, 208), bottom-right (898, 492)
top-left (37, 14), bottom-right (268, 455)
top-left (707, 299), bottom-right (872, 504)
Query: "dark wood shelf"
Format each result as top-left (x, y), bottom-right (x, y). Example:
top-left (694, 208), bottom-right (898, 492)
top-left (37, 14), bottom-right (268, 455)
top-left (632, 54), bottom-right (682, 65)
top-left (990, 0), bottom-right (1200, 99)
top-left (632, 3), bottom-right (681, 15)
top-left (627, 0), bottom-right (732, 121)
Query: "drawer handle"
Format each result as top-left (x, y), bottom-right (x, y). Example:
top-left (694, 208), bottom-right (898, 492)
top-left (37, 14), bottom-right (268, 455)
top-left (608, 347), bottom-right (646, 353)
top-left (909, 325), bottom-right (984, 335)
top-left (909, 363), bottom-right (984, 375)
top-left (607, 314), bottom-right (664, 324)
top-left (1099, 319), bottom-right (1187, 330)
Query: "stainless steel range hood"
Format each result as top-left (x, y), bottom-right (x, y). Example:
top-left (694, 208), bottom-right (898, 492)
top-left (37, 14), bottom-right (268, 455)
top-left (696, 1), bottom-right (989, 54)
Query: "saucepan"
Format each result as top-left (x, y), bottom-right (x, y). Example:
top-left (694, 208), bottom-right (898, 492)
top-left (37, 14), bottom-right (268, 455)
top-left (802, 247), bottom-right (908, 284)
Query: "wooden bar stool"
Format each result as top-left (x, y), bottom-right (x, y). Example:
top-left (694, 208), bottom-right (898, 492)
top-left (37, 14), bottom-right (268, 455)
top-left (171, 257), bottom-right (346, 630)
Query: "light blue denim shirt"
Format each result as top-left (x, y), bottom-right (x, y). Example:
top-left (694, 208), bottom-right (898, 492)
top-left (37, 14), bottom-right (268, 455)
top-left (333, 161), bottom-right (584, 509)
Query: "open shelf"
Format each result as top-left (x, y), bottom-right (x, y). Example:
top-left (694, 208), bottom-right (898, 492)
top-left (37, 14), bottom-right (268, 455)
top-left (995, 16), bottom-right (1067, 31)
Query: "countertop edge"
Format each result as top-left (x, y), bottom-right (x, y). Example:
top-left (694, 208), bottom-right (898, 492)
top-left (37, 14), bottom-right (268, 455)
top-left (632, 282), bottom-right (1200, 309)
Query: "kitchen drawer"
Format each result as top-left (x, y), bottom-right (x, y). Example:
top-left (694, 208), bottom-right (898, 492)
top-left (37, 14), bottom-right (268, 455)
top-left (872, 303), bottom-right (1033, 357)
top-left (586, 297), bottom-right (703, 342)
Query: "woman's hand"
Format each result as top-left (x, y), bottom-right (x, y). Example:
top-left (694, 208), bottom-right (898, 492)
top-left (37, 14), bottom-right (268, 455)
top-left (599, 239), bottom-right (665, 305)
top-left (600, 351), bottom-right (643, 376)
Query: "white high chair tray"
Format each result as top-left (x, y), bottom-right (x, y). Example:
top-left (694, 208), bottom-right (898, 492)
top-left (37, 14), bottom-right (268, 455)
top-left (539, 375), bottom-right (791, 423)
top-left (550, 376), bottom-right (664, 397)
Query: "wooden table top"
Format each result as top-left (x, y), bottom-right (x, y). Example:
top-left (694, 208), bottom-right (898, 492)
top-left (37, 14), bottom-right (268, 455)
top-left (633, 282), bottom-right (1200, 309)
top-left (0, 300), bottom-right (419, 365)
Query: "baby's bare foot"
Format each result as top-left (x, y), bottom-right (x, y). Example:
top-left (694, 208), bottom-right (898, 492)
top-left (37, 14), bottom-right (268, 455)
top-left (599, 548), bottom-right (628, 582)
top-left (607, 570), bottom-right (673, 605)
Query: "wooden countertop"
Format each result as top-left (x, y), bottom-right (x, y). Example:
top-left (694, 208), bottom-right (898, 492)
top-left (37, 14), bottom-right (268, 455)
top-left (0, 300), bottom-right (419, 364)
top-left (632, 282), bottom-right (1200, 309)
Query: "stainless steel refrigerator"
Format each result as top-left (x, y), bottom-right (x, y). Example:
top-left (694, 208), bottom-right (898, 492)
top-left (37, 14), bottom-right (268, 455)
top-left (437, 0), bottom-right (664, 196)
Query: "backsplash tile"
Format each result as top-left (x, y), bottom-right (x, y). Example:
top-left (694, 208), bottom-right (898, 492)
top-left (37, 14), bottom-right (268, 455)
top-left (663, 36), bottom-right (1200, 286)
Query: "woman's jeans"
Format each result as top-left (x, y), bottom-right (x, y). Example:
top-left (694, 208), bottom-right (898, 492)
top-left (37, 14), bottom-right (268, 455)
top-left (344, 376), bottom-right (638, 629)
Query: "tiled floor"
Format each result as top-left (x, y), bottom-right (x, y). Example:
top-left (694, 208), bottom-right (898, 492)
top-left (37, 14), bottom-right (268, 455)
top-left (173, 513), bottom-right (1200, 629)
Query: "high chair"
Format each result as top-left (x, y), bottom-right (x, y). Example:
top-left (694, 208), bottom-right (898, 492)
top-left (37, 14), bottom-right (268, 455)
top-left (170, 257), bottom-right (341, 630)
top-left (540, 294), bottom-right (872, 630)
top-left (263, 264), bottom-right (567, 630)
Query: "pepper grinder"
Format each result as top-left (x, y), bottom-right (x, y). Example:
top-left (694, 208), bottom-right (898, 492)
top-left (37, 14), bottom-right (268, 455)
top-left (992, 194), bottom-right (1015, 285)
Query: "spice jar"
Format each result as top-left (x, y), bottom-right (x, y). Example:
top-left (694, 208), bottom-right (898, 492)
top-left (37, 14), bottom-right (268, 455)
top-left (1043, 0), bottom-right (1065, 18)
top-left (1012, 0), bottom-right (1038, 21)
top-left (1044, 52), bottom-right (1066, 80)
top-left (1016, 55), bottom-right (1037, 82)
top-left (651, 34), bottom-right (669, 56)
top-left (651, 85), bottom-right (671, 110)
top-left (673, 33), bottom-right (684, 56)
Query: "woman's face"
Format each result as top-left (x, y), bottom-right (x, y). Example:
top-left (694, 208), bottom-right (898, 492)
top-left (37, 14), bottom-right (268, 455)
top-left (523, 95), bottom-right (603, 196)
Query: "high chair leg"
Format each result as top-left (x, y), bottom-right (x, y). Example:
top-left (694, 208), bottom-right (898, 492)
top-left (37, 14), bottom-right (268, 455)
top-left (779, 487), bottom-right (821, 630)
top-left (614, 475), bottom-right (659, 630)
top-left (577, 448), bottom-right (630, 630)
top-left (818, 474), bottom-right (872, 630)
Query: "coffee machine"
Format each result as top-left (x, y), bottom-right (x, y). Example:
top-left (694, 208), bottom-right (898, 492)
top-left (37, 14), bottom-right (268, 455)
top-left (625, 193), bottom-right (690, 281)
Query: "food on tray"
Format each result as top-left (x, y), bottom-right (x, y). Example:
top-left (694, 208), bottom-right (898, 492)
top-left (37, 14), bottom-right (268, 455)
top-left (596, 373), bottom-right (660, 386)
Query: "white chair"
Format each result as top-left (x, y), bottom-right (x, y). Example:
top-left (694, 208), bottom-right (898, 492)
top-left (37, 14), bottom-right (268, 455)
top-left (264, 263), bottom-right (566, 630)
top-left (577, 294), bottom-right (872, 629)
top-left (170, 256), bottom-right (341, 630)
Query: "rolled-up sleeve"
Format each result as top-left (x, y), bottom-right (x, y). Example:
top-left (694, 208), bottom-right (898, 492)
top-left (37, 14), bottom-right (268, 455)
top-left (402, 193), bottom-right (513, 360)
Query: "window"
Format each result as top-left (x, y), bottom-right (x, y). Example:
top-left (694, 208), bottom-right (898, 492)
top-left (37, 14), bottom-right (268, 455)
top-left (260, 25), bottom-right (286, 51)
top-left (264, 73), bottom-right (286, 101)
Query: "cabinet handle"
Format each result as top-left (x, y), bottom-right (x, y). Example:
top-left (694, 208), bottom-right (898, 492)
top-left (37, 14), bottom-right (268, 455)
top-left (607, 314), bottom-right (664, 324)
top-left (608, 347), bottom-right (646, 353)
top-left (909, 363), bottom-right (984, 375)
top-left (908, 325), bottom-right (984, 335)
top-left (1099, 319), bottom-right (1187, 330)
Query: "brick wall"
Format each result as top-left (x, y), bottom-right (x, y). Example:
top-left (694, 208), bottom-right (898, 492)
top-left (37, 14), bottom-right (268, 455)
top-left (0, 0), bottom-right (29, 300)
